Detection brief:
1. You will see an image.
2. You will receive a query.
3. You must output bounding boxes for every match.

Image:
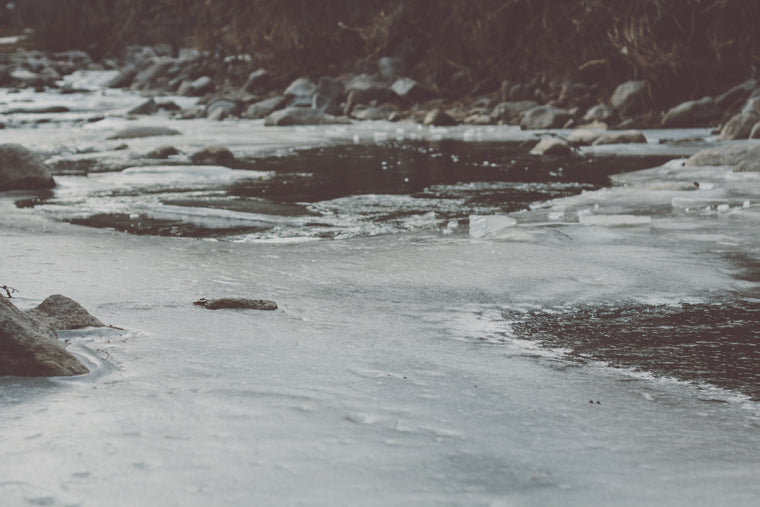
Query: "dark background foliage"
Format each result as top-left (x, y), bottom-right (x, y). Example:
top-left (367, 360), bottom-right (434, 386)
top-left (6, 0), bottom-right (760, 105)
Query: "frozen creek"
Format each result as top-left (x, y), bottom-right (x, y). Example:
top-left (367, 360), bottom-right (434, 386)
top-left (1, 72), bottom-right (760, 506)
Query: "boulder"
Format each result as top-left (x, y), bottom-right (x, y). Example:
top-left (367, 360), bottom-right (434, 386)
top-left (188, 75), bottom-right (213, 96)
top-left (131, 57), bottom-right (175, 90)
top-left (378, 56), bottom-right (405, 81)
top-left (520, 105), bottom-right (571, 129)
top-left (105, 65), bottom-right (138, 88)
top-left (423, 109), bottom-right (458, 126)
top-left (582, 104), bottom-right (614, 123)
top-left (0, 294), bottom-right (88, 377)
top-left (686, 144), bottom-right (760, 169)
top-left (190, 145), bottom-right (237, 166)
top-left (720, 111), bottom-right (760, 140)
top-left (311, 76), bottom-right (344, 115)
top-left (284, 77), bottom-right (317, 107)
top-left (609, 80), bottom-right (647, 117)
top-left (715, 79), bottom-right (756, 110)
top-left (146, 145), bottom-right (180, 159)
top-left (491, 101), bottom-right (538, 123)
top-left (529, 137), bottom-right (574, 156)
top-left (193, 298), bottom-right (277, 311)
top-left (242, 68), bottom-right (271, 94)
top-left (245, 96), bottom-right (287, 119)
top-left (107, 126), bottom-right (181, 139)
top-left (25, 294), bottom-right (105, 331)
top-left (205, 98), bottom-right (243, 119)
top-left (591, 130), bottom-right (647, 145)
top-left (344, 75), bottom-right (396, 113)
top-left (351, 104), bottom-right (398, 121)
top-left (264, 107), bottom-right (350, 126)
top-left (391, 78), bottom-right (435, 103)
top-left (128, 98), bottom-right (158, 115)
top-left (0, 143), bottom-right (55, 191)
top-left (661, 97), bottom-right (720, 127)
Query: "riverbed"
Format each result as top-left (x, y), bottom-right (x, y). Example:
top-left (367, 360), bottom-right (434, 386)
top-left (1, 72), bottom-right (759, 506)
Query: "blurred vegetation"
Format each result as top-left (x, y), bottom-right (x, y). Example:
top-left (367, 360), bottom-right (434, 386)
top-left (11, 0), bottom-right (760, 104)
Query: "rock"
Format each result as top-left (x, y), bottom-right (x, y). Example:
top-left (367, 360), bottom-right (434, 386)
top-left (529, 137), bottom-right (574, 156)
top-left (591, 130), bottom-right (647, 145)
top-left (423, 109), bottom-right (458, 126)
top-left (716, 79), bottom-right (756, 110)
top-left (264, 107), bottom-right (350, 126)
top-left (188, 75), bottom-right (213, 96)
top-left (242, 68), bottom-right (271, 94)
top-left (193, 298), bottom-right (277, 311)
top-left (464, 113), bottom-right (493, 125)
top-left (131, 58), bottom-right (175, 90)
top-left (351, 104), bottom-right (398, 121)
top-left (662, 96), bottom-right (720, 127)
top-left (311, 76), bottom-right (344, 115)
top-left (491, 101), bottom-right (538, 123)
top-left (391, 77), bottom-right (435, 103)
top-left (749, 122), bottom-right (760, 139)
top-left (146, 145), bottom-right (179, 159)
top-left (558, 82), bottom-right (596, 107)
top-left (567, 129), bottom-right (604, 146)
top-left (157, 100), bottom-right (181, 112)
top-left (720, 111), bottom-right (760, 140)
top-left (582, 104), bottom-right (614, 123)
top-left (205, 98), bottom-right (243, 119)
top-left (190, 145), bottom-right (237, 166)
top-left (107, 126), bottom-right (181, 139)
top-left (245, 96), bottom-right (287, 119)
top-left (284, 77), bottom-right (317, 107)
top-left (520, 105), bottom-right (572, 129)
top-left (0, 143), bottom-right (55, 191)
top-left (105, 65), bottom-right (138, 88)
top-left (25, 294), bottom-right (105, 331)
top-left (378, 56), bottom-right (405, 81)
top-left (128, 98), bottom-right (158, 115)
top-left (609, 80), bottom-right (647, 117)
top-left (686, 144), bottom-right (760, 169)
top-left (0, 294), bottom-right (88, 377)
top-left (344, 75), bottom-right (396, 113)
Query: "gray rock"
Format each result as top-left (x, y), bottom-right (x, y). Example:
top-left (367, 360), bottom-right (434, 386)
top-left (520, 105), bottom-right (572, 129)
top-left (284, 78), bottom-right (317, 107)
top-left (344, 75), bottom-right (396, 113)
top-left (591, 130), bottom-right (647, 145)
top-left (190, 145), bottom-right (237, 166)
top-left (716, 79), bottom-right (756, 110)
top-left (128, 98), bottom-right (158, 115)
top-left (245, 96), bottom-right (287, 119)
top-left (193, 298), bottom-right (277, 311)
top-left (0, 294), bottom-right (88, 377)
top-left (25, 294), bottom-right (105, 331)
top-left (351, 105), bottom-right (398, 121)
top-left (391, 78), bottom-right (434, 103)
top-left (749, 122), bottom-right (760, 139)
top-left (205, 98), bottom-right (243, 119)
top-left (0, 143), bottom-right (55, 191)
top-left (582, 104), bottom-right (614, 123)
top-left (491, 101), bottom-right (538, 122)
top-left (242, 68), bottom-right (271, 94)
top-left (189, 75), bottom-right (213, 96)
top-left (378, 56), bottom-right (404, 81)
top-left (146, 145), bottom-right (180, 159)
top-left (131, 58), bottom-right (175, 90)
top-left (311, 76), bottom-right (344, 115)
top-left (686, 144), bottom-right (760, 168)
top-left (609, 80), bottom-right (647, 117)
top-left (264, 107), bottom-right (350, 126)
top-left (567, 129), bottom-right (605, 146)
top-left (529, 137), bottom-right (574, 156)
top-left (720, 111), bottom-right (760, 140)
top-left (662, 96), bottom-right (720, 127)
top-left (107, 126), bottom-right (181, 139)
top-left (105, 65), bottom-right (138, 88)
top-left (423, 109), bottom-right (458, 126)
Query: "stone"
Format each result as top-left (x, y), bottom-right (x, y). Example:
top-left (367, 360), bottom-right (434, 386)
top-left (351, 104), bottom-right (398, 121)
top-left (245, 96), bottom-right (287, 119)
top-left (0, 294), bottom-right (88, 377)
top-left (205, 98), bottom-right (243, 119)
top-left (242, 68), bottom-right (271, 94)
top-left (107, 126), bottom-right (181, 139)
top-left (529, 137), bottom-right (574, 156)
top-left (284, 77), bottom-right (317, 107)
top-left (344, 74), bottom-right (396, 113)
top-left (264, 107), bottom-right (350, 126)
top-left (189, 75), bottom-right (213, 96)
top-left (105, 65), bottom-right (138, 88)
top-left (716, 79), bottom-right (756, 110)
top-left (520, 105), bottom-right (572, 129)
top-left (190, 145), bottom-right (237, 166)
top-left (582, 104), bottom-right (614, 123)
top-left (0, 143), bottom-right (55, 191)
top-left (146, 145), bottom-right (179, 159)
top-left (423, 109), bottom-right (458, 126)
top-left (609, 80), bottom-right (647, 117)
top-left (686, 144), bottom-right (760, 169)
top-left (25, 295), bottom-right (105, 331)
top-left (567, 129), bottom-right (604, 146)
top-left (391, 78), bottom-right (435, 103)
top-left (378, 56), bottom-right (404, 81)
top-left (591, 130), bottom-right (647, 145)
top-left (193, 298), bottom-right (278, 311)
top-left (662, 96), bottom-right (720, 128)
top-left (128, 98), bottom-right (158, 115)
top-left (749, 122), bottom-right (760, 139)
top-left (491, 101), bottom-right (538, 123)
top-left (131, 58), bottom-right (175, 90)
top-left (720, 111), bottom-right (760, 140)
top-left (311, 76), bottom-right (344, 115)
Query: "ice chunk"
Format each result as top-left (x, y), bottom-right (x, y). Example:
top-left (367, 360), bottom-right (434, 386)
top-left (469, 215), bottom-right (517, 238)
top-left (578, 214), bottom-right (651, 227)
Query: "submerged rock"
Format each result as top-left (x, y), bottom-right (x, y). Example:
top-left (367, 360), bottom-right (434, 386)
top-left (193, 298), bottom-right (278, 311)
top-left (0, 295), bottom-right (89, 377)
top-left (0, 143), bottom-right (56, 191)
top-left (25, 294), bottom-right (105, 331)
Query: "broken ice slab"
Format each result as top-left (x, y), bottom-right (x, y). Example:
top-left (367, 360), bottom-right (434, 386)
top-left (671, 197), bottom-right (748, 214)
top-left (469, 214), bottom-right (518, 238)
top-left (578, 214), bottom-right (652, 227)
top-left (725, 171), bottom-right (760, 195)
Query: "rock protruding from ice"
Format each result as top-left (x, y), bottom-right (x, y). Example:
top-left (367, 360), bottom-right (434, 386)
top-left (0, 294), bottom-right (89, 377)
top-left (193, 298), bottom-right (278, 311)
top-left (25, 294), bottom-right (106, 331)
top-left (0, 143), bottom-right (56, 191)
top-left (469, 215), bottom-right (518, 238)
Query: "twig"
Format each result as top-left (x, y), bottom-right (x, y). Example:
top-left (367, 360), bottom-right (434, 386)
top-left (1, 285), bottom-right (18, 298)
